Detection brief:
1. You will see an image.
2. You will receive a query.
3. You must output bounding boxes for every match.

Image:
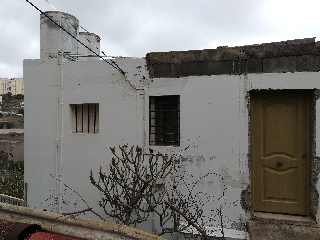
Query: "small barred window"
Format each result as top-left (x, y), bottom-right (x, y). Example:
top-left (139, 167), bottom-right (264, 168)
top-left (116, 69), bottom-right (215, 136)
top-left (149, 96), bottom-right (180, 146)
top-left (71, 103), bottom-right (99, 134)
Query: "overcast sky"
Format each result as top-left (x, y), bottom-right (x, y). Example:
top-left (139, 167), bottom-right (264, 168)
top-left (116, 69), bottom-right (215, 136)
top-left (1, 0), bottom-right (320, 78)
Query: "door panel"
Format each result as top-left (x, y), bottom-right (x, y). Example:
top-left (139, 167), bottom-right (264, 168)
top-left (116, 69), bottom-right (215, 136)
top-left (251, 90), bottom-right (309, 215)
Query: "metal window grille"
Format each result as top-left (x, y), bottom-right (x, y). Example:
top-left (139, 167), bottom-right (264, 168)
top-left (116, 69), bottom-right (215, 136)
top-left (71, 103), bottom-right (99, 134)
top-left (149, 96), bottom-right (180, 146)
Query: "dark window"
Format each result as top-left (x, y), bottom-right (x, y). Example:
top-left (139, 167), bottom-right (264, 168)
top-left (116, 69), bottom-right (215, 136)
top-left (149, 96), bottom-right (180, 146)
top-left (71, 103), bottom-right (99, 134)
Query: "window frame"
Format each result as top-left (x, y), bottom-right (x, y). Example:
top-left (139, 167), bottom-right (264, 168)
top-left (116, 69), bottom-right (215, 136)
top-left (149, 95), bottom-right (180, 146)
top-left (70, 103), bottom-right (99, 134)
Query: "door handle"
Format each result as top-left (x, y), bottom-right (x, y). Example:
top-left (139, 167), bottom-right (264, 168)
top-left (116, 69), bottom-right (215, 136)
top-left (277, 161), bottom-right (283, 166)
top-left (302, 154), bottom-right (307, 158)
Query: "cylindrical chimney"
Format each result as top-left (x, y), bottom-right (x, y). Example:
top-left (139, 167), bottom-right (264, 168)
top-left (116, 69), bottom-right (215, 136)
top-left (40, 11), bottom-right (79, 60)
top-left (78, 32), bottom-right (101, 61)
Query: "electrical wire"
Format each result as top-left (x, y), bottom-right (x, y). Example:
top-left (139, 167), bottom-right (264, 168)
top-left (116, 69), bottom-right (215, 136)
top-left (44, 0), bottom-right (56, 10)
top-left (66, 21), bottom-right (100, 53)
top-left (25, 0), bottom-right (126, 75)
top-left (101, 51), bottom-right (124, 72)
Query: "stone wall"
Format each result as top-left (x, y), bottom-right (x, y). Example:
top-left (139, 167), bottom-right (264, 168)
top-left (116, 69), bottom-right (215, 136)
top-left (147, 38), bottom-right (320, 78)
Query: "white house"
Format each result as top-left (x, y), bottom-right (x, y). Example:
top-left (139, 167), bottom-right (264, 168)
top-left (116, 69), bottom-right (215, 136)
top-left (24, 11), bottom-right (320, 239)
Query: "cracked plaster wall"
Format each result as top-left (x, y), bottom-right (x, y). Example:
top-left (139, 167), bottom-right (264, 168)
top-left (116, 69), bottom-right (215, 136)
top-left (149, 71), bottom-right (320, 229)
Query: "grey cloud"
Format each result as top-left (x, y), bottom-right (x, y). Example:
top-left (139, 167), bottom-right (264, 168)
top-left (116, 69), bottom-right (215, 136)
top-left (0, 0), bottom-right (319, 77)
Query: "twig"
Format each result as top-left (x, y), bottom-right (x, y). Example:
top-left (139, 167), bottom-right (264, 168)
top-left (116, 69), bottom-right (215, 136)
top-left (61, 208), bottom-right (92, 215)
top-left (165, 201), bottom-right (209, 240)
top-left (49, 174), bottom-right (105, 221)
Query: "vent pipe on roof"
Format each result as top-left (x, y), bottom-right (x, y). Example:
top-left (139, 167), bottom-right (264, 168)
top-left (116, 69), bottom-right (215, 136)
top-left (40, 11), bottom-right (79, 60)
top-left (78, 32), bottom-right (101, 61)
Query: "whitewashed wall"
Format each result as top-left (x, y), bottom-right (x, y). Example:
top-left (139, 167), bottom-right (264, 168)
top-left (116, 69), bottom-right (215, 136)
top-left (24, 54), bottom-right (320, 239)
top-left (24, 58), bottom-right (146, 219)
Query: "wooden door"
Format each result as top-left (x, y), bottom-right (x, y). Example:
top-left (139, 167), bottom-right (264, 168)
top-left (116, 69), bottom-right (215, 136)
top-left (251, 90), bottom-right (310, 215)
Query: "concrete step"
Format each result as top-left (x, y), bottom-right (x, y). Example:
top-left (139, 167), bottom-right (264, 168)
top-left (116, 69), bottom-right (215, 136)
top-left (248, 213), bottom-right (320, 240)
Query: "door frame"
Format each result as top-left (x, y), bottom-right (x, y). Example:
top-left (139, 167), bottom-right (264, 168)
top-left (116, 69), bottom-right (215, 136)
top-left (249, 89), bottom-right (312, 216)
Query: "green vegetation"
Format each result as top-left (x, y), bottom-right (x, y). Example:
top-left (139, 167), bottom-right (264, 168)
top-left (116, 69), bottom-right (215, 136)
top-left (2, 92), bottom-right (13, 101)
top-left (0, 122), bottom-right (14, 129)
top-left (1, 93), bottom-right (24, 100)
top-left (18, 109), bottom-right (24, 115)
top-left (0, 102), bottom-right (9, 111)
top-left (14, 94), bottom-right (24, 99)
top-left (0, 150), bottom-right (24, 199)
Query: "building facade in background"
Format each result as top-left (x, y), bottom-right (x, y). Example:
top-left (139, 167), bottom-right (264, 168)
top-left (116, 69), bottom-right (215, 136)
top-left (8, 78), bottom-right (24, 95)
top-left (0, 79), bottom-right (7, 95)
top-left (0, 78), bottom-right (24, 95)
top-left (24, 11), bottom-right (320, 240)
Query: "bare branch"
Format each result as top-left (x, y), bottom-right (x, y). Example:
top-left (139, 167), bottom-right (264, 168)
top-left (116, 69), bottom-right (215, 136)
top-left (61, 208), bottom-right (92, 215)
top-left (165, 201), bottom-right (209, 240)
top-left (90, 145), bottom-right (173, 226)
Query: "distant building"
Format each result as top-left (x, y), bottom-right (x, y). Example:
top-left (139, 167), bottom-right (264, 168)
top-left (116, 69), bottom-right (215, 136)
top-left (0, 79), bottom-right (9, 95)
top-left (0, 78), bottom-right (24, 95)
top-left (8, 78), bottom-right (24, 95)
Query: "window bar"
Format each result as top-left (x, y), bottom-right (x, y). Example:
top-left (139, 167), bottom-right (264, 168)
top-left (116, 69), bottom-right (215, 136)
top-left (81, 104), bottom-right (84, 133)
top-left (94, 104), bottom-right (97, 133)
top-left (87, 104), bottom-right (90, 133)
top-left (75, 105), bottom-right (78, 133)
top-left (149, 98), bottom-right (154, 145)
top-left (164, 102), bottom-right (167, 145)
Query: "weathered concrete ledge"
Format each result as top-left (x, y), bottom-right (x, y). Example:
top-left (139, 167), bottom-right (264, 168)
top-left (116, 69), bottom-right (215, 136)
top-left (0, 129), bottom-right (24, 134)
top-left (0, 203), bottom-right (164, 240)
top-left (248, 215), bottom-right (320, 240)
top-left (147, 38), bottom-right (320, 78)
